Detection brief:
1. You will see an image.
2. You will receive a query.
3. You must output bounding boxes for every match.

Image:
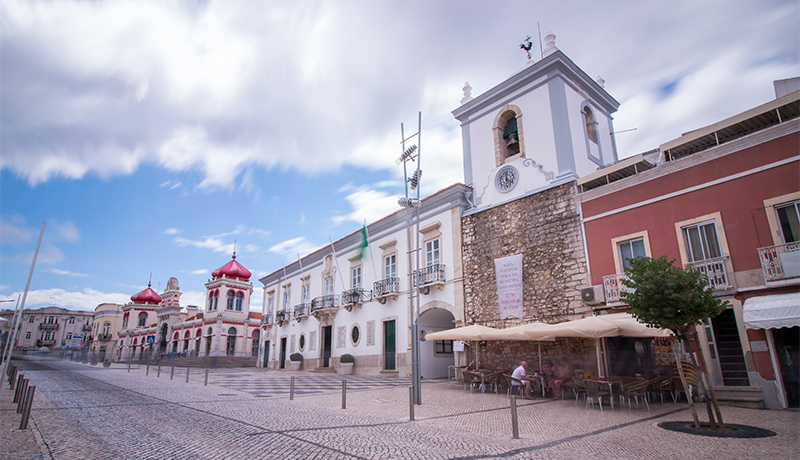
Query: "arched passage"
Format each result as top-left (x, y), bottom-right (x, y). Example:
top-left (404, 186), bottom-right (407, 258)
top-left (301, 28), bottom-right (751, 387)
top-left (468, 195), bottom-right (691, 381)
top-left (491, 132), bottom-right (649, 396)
top-left (419, 305), bottom-right (456, 379)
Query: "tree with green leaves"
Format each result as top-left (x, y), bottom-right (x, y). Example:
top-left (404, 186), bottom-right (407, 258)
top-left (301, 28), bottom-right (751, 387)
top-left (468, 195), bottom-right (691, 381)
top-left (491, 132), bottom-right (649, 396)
top-left (621, 255), bottom-right (728, 430)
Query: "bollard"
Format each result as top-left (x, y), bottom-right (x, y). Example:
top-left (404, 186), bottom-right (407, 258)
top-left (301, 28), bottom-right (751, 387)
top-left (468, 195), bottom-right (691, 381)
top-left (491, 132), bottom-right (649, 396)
top-left (17, 378), bottom-right (28, 414)
top-left (342, 380), bottom-right (346, 409)
top-left (170, 366), bottom-right (174, 380)
top-left (409, 386), bottom-right (415, 421)
top-left (146, 363), bottom-right (150, 376)
top-left (14, 374), bottom-right (24, 403)
top-left (157, 364), bottom-right (161, 378)
top-left (204, 369), bottom-right (209, 386)
top-left (289, 376), bottom-right (295, 400)
top-left (186, 367), bottom-right (190, 383)
top-left (19, 385), bottom-right (35, 430)
top-left (510, 395), bottom-right (519, 439)
top-left (9, 366), bottom-right (18, 389)
top-left (127, 360), bottom-right (131, 373)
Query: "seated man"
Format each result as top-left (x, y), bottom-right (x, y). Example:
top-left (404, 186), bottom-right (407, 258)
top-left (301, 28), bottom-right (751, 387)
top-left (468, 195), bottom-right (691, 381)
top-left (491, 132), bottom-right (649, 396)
top-left (550, 358), bottom-right (574, 398)
top-left (511, 360), bottom-right (534, 398)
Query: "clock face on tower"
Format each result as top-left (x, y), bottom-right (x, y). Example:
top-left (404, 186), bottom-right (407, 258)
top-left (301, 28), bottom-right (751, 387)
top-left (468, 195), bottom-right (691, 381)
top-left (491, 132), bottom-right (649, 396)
top-left (494, 165), bottom-right (519, 193)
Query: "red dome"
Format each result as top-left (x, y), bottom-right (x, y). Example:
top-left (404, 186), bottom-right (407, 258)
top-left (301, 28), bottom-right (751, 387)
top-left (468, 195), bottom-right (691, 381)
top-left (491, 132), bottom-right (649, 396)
top-left (131, 283), bottom-right (162, 305)
top-left (213, 252), bottom-right (251, 281)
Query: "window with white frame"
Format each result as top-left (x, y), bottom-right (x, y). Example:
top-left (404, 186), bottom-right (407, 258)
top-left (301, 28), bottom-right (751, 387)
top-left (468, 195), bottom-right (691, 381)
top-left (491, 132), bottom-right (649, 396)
top-left (618, 238), bottom-right (647, 272)
top-left (425, 239), bottom-right (440, 267)
top-left (137, 312), bottom-right (147, 327)
top-left (29, 316), bottom-right (34, 323)
top-left (283, 288), bottom-right (291, 310)
top-left (68, 317), bottom-right (75, 324)
top-left (583, 106), bottom-right (599, 144)
top-left (682, 221), bottom-right (722, 262)
top-left (267, 292), bottom-right (274, 313)
top-left (66, 332), bottom-right (73, 340)
top-left (302, 281), bottom-right (310, 304)
top-left (384, 254), bottom-right (396, 279)
top-left (775, 200), bottom-right (800, 243)
top-left (324, 277), bottom-right (334, 296)
top-left (25, 331), bottom-right (31, 340)
top-left (235, 292), bottom-right (244, 311)
top-left (352, 266), bottom-right (362, 289)
top-left (227, 291), bottom-right (235, 310)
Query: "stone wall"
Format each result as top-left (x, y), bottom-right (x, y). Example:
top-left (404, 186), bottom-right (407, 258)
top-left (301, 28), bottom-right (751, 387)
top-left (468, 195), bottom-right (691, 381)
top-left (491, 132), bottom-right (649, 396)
top-left (461, 183), bottom-right (591, 327)
top-left (473, 337), bottom-right (598, 375)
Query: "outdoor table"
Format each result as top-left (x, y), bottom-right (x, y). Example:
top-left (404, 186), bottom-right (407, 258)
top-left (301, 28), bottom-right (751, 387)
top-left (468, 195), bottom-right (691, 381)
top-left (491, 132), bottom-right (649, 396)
top-left (593, 379), bottom-right (618, 409)
top-left (527, 374), bottom-right (547, 397)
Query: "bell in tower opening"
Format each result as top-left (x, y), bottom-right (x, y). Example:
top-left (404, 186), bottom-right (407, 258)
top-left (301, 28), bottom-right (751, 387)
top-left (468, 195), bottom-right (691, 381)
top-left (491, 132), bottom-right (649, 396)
top-left (503, 117), bottom-right (520, 155)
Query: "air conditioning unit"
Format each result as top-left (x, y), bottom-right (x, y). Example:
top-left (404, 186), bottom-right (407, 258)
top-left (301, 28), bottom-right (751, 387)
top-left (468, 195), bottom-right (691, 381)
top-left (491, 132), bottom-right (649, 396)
top-left (581, 285), bottom-right (605, 305)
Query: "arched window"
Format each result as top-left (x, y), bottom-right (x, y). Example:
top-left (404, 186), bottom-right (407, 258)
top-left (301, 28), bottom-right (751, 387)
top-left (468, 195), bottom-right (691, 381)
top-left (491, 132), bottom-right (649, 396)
top-left (226, 291), bottom-right (235, 310)
top-left (137, 312), bottom-right (147, 327)
top-left (207, 291), bottom-right (214, 310)
top-left (122, 312), bottom-right (129, 328)
top-left (213, 290), bottom-right (219, 310)
top-left (226, 327), bottom-right (237, 356)
top-left (492, 105), bottom-right (525, 166)
top-left (251, 330), bottom-right (260, 357)
top-left (583, 106), bottom-right (598, 144)
top-left (235, 292), bottom-right (244, 311)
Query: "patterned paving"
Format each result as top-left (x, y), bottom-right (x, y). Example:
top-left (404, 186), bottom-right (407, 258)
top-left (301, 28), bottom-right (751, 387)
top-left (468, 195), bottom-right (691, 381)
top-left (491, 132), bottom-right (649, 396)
top-left (207, 370), bottom-right (413, 398)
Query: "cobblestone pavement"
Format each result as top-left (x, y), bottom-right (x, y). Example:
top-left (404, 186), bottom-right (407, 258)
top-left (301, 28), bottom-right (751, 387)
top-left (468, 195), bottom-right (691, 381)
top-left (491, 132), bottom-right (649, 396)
top-left (3, 357), bottom-right (799, 460)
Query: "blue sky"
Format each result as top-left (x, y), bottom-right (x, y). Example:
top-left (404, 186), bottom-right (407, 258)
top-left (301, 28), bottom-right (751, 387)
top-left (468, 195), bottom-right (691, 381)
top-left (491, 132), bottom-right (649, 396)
top-left (1, 0), bottom-right (798, 312)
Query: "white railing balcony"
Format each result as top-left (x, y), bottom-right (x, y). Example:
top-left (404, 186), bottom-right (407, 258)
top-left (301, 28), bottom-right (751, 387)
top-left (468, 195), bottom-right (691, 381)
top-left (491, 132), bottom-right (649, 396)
top-left (603, 273), bottom-right (631, 305)
top-left (373, 277), bottom-right (400, 298)
top-left (684, 256), bottom-right (732, 290)
top-left (758, 242), bottom-right (800, 282)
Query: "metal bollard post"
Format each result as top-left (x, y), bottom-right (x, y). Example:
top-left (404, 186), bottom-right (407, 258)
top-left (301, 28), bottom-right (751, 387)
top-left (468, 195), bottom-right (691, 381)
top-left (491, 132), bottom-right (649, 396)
top-left (204, 369), bottom-right (209, 386)
top-left (17, 378), bottom-right (29, 413)
top-left (170, 366), bottom-right (174, 380)
top-left (342, 380), bottom-right (346, 409)
top-left (289, 376), bottom-right (295, 400)
top-left (146, 363), bottom-right (150, 376)
top-left (510, 395), bottom-right (520, 439)
top-left (19, 386), bottom-right (36, 430)
top-left (9, 366), bottom-right (18, 389)
top-left (409, 386), bottom-right (415, 421)
top-left (127, 359), bottom-right (131, 373)
top-left (157, 364), bottom-right (161, 378)
top-left (14, 375), bottom-right (24, 403)
top-left (186, 367), bottom-right (190, 383)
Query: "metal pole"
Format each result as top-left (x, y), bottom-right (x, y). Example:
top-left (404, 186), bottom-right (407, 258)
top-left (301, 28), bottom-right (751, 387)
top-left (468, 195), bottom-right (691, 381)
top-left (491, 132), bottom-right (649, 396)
top-left (19, 385), bottom-right (36, 430)
top-left (510, 395), bottom-right (520, 439)
top-left (17, 378), bottom-right (28, 413)
top-left (204, 368), bottom-right (209, 386)
top-left (157, 364), bottom-right (161, 378)
top-left (170, 366), bottom-right (174, 380)
top-left (413, 111), bottom-right (422, 405)
top-left (14, 374), bottom-right (24, 403)
top-left (0, 295), bottom-right (21, 384)
top-left (127, 359), bottom-right (131, 372)
top-left (409, 386), bottom-right (415, 421)
top-left (146, 363), bottom-right (150, 376)
top-left (341, 380), bottom-right (346, 409)
top-left (289, 376), bottom-right (295, 400)
top-left (186, 367), bottom-right (190, 383)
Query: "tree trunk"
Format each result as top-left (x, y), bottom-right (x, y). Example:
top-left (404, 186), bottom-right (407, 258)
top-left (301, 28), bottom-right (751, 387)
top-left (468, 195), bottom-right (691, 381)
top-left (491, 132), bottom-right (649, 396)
top-left (673, 336), bottom-right (701, 429)
top-left (686, 331), bottom-right (726, 430)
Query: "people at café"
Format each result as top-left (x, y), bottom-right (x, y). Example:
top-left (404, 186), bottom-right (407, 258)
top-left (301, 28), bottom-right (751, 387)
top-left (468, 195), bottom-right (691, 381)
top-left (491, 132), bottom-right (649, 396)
top-left (550, 357), bottom-right (574, 397)
top-left (540, 360), bottom-right (554, 395)
top-left (511, 360), bottom-right (534, 398)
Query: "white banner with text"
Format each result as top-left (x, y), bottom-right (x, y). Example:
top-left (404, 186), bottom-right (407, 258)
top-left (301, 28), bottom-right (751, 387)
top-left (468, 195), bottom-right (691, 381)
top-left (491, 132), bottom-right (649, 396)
top-left (495, 254), bottom-right (524, 319)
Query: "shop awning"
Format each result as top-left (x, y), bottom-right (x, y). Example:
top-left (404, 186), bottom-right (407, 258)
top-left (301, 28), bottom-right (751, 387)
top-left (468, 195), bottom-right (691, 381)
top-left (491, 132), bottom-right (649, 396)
top-left (743, 292), bottom-right (800, 330)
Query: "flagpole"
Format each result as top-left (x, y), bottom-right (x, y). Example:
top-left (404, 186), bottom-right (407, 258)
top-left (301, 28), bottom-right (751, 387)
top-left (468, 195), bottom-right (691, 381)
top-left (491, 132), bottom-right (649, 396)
top-left (328, 237), bottom-right (346, 293)
top-left (1, 222), bottom-right (45, 385)
top-left (363, 220), bottom-right (377, 281)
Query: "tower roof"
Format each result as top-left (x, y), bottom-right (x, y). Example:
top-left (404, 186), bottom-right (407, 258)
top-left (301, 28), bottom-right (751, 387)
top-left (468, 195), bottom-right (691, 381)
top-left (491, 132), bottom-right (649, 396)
top-left (131, 283), bottom-right (162, 305)
top-left (212, 252), bottom-right (251, 281)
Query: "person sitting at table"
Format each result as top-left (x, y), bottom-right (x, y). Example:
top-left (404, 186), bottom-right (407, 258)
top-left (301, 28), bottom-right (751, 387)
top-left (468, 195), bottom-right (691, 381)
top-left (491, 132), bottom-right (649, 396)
top-left (550, 357), bottom-right (574, 398)
top-left (540, 360), bottom-right (554, 396)
top-left (511, 360), bottom-right (534, 398)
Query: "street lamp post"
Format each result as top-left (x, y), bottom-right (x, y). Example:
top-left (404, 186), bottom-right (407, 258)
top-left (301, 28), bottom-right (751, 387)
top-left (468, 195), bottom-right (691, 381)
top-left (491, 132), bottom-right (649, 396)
top-left (397, 112), bottom-right (423, 405)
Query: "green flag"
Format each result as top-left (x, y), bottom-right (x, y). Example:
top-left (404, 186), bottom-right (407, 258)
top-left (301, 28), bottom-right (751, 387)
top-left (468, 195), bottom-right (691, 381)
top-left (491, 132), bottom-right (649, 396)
top-left (358, 226), bottom-right (368, 259)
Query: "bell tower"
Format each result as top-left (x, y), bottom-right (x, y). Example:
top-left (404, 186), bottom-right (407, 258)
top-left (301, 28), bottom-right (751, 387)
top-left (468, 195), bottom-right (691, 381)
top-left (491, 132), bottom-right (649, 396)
top-left (452, 32), bottom-right (620, 214)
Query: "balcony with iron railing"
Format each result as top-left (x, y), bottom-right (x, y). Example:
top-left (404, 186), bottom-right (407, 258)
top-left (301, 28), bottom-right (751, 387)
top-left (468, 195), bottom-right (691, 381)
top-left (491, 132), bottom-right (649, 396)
top-left (684, 256), bottom-right (733, 290)
top-left (82, 324), bottom-right (92, 332)
top-left (310, 295), bottom-right (339, 315)
top-left (261, 311), bottom-right (274, 325)
top-left (373, 277), bottom-right (400, 300)
top-left (275, 309), bottom-right (292, 324)
top-left (36, 339), bottom-right (56, 347)
top-left (39, 322), bottom-right (59, 331)
top-left (758, 242), bottom-right (800, 283)
top-left (341, 288), bottom-right (372, 309)
top-left (413, 264), bottom-right (446, 291)
top-left (97, 333), bottom-right (113, 341)
top-left (294, 303), bottom-right (311, 320)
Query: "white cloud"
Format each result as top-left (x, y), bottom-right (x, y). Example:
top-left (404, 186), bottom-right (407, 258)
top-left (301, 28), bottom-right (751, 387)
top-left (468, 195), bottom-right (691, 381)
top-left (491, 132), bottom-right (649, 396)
top-left (164, 228), bottom-right (180, 235)
top-left (0, 215), bottom-right (33, 246)
top-left (173, 236), bottom-right (234, 254)
top-left (47, 268), bottom-right (91, 278)
top-left (331, 186), bottom-right (400, 226)
top-left (189, 269), bottom-right (207, 275)
top-left (268, 237), bottom-right (320, 258)
top-left (6, 288), bottom-right (130, 311)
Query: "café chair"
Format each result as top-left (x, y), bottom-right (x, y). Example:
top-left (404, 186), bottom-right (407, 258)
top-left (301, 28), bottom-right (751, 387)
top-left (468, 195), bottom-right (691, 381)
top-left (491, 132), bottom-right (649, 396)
top-left (584, 379), bottom-right (611, 411)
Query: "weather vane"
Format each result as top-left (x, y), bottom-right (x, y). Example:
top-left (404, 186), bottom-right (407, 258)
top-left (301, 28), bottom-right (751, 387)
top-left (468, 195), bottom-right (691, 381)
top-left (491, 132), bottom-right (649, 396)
top-left (520, 36), bottom-right (533, 59)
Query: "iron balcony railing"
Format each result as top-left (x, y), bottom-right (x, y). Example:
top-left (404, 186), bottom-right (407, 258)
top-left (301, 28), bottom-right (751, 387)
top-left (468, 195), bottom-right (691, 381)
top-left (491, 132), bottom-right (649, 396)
top-left (311, 294), bottom-right (339, 312)
top-left (294, 303), bottom-right (311, 318)
top-left (97, 334), bottom-right (113, 341)
top-left (39, 322), bottom-right (59, 331)
top-left (758, 242), bottom-right (800, 282)
top-left (341, 288), bottom-right (372, 306)
top-left (261, 311), bottom-right (274, 325)
top-left (684, 256), bottom-right (732, 290)
top-left (82, 324), bottom-right (92, 332)
top-left (275, 309), bottom-right (292, 323)
top-left (36, 339), bottom-right (56, 347)
top-left (602, 273), bottom-right (631, 305)
top-left (373, 277), bottom-right (400, 298)
top-left (413, 264), bottom-right (446, 288)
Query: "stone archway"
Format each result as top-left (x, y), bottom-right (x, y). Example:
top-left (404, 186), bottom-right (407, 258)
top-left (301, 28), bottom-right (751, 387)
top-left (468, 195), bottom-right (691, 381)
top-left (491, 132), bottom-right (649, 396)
top-left (419, 302), bottom-right (456, 379)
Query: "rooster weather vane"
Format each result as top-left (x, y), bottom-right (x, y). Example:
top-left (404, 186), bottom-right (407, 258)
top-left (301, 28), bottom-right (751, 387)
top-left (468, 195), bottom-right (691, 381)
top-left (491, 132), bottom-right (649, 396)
top-left (520, 36), bottom-right (533, 60)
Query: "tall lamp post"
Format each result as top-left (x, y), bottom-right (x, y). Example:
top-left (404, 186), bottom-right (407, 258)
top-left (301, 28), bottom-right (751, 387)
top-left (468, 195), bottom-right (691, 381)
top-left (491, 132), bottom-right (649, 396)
top-left (397, 112), bottom-right (422, 405)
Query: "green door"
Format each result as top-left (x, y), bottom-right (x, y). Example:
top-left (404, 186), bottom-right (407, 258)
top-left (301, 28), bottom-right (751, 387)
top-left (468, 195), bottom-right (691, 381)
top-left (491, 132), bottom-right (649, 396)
top-left (384, 320), bottom-right (396, 370)
top-left (322, 326), bottom-right (332, 367)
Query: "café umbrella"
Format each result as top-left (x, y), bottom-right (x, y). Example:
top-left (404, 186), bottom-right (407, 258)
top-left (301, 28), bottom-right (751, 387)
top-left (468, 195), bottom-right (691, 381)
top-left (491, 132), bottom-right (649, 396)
top-left (425, 324), bottom-right (500, 368)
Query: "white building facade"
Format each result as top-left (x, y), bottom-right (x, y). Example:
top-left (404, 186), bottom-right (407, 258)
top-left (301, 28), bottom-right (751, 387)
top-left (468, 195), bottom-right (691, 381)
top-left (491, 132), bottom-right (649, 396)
top-left (0, 306), bottom-right (93, 352)
top-left (259, 184), bottom-right (472, 378)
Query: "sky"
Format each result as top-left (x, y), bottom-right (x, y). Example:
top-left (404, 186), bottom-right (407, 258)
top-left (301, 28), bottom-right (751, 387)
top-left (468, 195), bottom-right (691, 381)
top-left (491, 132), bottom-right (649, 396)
top-left (1, 0), bottom-right (798, 313)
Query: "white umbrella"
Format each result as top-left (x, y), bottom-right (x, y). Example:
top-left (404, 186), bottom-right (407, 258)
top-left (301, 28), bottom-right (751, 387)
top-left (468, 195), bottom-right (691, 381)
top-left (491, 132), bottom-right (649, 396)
top-left (425, 324), bottom-right (500, 368)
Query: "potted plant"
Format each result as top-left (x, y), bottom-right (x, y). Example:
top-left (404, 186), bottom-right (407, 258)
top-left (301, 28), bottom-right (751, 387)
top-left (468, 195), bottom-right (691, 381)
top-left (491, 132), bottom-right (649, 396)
top-left (340, 353), bottom-right (354, 375)
top-left (289, 353), bottom-right (303, 371)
